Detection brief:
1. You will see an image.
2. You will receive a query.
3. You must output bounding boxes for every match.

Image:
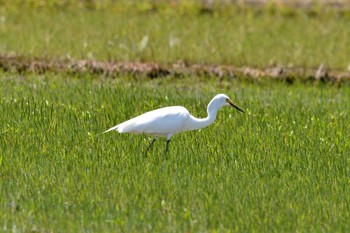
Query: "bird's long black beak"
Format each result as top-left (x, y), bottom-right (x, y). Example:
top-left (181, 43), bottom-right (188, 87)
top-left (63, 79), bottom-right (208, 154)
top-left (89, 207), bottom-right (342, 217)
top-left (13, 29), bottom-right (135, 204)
top-left (226, 99), bottom-right (245, 113)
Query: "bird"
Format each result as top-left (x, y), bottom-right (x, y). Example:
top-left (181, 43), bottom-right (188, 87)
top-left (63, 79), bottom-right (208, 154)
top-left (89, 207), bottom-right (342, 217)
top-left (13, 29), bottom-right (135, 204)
top-left (103, 93), bottom-right (244, 153)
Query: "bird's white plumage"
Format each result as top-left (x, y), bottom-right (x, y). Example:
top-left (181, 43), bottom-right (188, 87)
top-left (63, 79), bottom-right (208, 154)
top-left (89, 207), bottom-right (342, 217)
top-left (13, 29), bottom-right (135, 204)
top-left (103, 93), bottom-right (244, 151)
top-left (113, 106), bottom-right (190, 139)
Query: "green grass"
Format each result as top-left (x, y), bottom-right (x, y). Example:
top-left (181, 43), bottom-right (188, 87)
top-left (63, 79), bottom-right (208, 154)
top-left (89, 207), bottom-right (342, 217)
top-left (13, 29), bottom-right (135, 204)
top-left (1, 7), bottom-right (350, 69)
top-left (1, 3), bottom-right (350, 232)
top-left (1, 72), bottom-right (349, 232)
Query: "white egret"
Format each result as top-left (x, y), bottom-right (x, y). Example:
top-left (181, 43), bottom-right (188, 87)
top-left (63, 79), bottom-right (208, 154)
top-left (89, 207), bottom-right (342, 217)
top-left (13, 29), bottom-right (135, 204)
top-left (103, 93), bottom-right (244, 152)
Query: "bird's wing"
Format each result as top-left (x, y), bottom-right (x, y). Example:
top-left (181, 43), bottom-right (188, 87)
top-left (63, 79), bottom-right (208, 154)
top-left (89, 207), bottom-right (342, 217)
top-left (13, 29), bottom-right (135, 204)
top-left (116, 106), bottom-right (190, 136)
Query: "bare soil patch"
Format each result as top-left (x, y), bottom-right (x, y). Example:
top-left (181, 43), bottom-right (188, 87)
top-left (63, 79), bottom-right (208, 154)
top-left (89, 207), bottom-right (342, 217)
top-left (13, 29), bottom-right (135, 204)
top-left (1, 54), bottom-right (349, 83)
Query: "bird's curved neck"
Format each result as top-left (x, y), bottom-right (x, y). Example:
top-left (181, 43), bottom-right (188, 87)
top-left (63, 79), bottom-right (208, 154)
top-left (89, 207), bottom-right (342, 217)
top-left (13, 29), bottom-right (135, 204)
top-left (187, 101), bottom-right (220, 131)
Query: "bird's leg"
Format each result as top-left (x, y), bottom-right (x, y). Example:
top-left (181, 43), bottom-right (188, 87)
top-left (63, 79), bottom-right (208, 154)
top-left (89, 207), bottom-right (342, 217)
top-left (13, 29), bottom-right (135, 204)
top-left (165, 139), bottom-right (171, 153)
top-left (145, 138), bottom-right (157, 154)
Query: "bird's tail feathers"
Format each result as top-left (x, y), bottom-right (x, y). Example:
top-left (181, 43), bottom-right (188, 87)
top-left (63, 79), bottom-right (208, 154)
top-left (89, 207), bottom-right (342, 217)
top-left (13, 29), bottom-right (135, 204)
top-left (102, 125), bottom-right (119, 134)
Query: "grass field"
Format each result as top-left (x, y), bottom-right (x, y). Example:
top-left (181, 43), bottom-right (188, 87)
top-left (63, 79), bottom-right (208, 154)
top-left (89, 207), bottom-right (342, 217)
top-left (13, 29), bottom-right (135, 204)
top-left (1, 5), bottom-right (350, 70)
top-left (1, 1), bottom-right (350, 232)
top-left (1, 73), bottom-right (349, 232)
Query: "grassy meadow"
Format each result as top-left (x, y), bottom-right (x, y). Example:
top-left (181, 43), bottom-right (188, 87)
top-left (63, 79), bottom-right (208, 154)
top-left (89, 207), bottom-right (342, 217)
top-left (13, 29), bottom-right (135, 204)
top-left (1, 73), bottom-right (350, 232)
top-left (1, 4), bottom-right (350, 69)
top-left (1, 1), bottom-right (350, 232)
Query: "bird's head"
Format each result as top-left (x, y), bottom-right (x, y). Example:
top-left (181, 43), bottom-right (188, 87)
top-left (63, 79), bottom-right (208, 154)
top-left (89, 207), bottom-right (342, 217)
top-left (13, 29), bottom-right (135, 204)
top-left (215, 93), bottom-right (245, 113)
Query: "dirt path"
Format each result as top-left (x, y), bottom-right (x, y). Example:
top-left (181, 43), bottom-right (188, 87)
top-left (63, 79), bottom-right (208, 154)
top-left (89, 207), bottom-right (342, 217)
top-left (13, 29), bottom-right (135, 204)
top-left (1, 54), bottom-right (349, 83)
